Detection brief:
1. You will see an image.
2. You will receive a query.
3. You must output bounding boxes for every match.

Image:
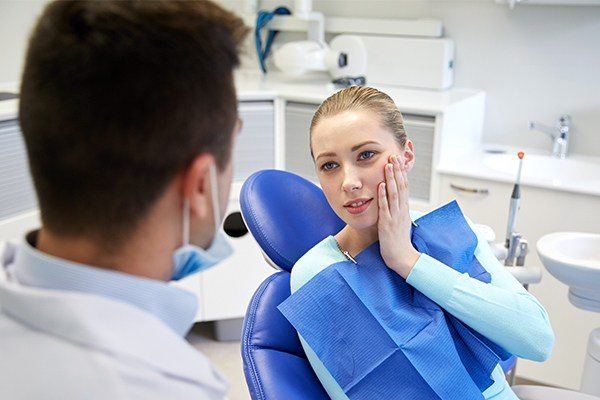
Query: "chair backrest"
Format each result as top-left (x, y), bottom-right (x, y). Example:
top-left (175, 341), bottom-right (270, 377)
top-left (241, 271), bottom-right (329, 400)
top-left (239, 169), bottom-right (344, 272)
top-left (239, 170), bottom-right (340, 399)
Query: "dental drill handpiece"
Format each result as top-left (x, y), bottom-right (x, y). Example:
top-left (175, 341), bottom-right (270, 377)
top-left (504, 152), bottom-right (524, 266)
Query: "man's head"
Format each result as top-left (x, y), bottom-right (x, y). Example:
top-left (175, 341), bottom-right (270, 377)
top-left (19, 1), bottom-right (248, 252)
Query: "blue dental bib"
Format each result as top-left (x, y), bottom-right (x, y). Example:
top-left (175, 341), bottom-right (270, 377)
top-left (278, 201), bottom-right (512, 400)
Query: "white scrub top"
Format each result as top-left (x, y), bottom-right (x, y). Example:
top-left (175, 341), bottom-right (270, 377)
top-left (0, 239), bottom-right (228, 399)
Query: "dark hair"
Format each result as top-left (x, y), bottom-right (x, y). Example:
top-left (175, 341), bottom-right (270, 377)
top-left (19, 0), bottom-right (248, 244)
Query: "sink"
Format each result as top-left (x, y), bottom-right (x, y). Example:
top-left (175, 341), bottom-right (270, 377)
top-left (537, 232), bottom-right (600, 312)
top-left (537, 232), bottom-right (600, 397)
top-left (483, 153), bottom-right (600, 188)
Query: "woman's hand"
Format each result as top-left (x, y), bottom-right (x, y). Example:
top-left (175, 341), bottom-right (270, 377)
top-left (377, 154), bottom-right (421, 279)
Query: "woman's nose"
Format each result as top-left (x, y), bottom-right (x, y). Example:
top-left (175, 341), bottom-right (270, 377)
top-left (342, 171), bottom-right (362, 193)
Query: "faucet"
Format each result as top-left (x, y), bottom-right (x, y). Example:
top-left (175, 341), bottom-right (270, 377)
top-left (528, 115), bottom-right (571, 159)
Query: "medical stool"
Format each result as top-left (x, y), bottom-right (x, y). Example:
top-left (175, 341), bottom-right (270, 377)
top-left (239, 169), bottom-right (517, 400)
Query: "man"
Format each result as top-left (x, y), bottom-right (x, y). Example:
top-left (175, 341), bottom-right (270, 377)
top-left (0, 1), bottom-right (248, 398)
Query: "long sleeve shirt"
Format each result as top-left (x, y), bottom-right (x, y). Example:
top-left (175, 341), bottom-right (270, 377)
top-left (290, 209), bottom-right (554, 400)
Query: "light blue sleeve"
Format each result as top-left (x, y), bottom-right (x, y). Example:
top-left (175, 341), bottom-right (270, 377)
top-left (406, 218), bottom-right (555, 362)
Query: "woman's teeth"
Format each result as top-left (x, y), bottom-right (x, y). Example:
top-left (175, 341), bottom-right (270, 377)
top-left (348, 199), bottom-right (372, 208)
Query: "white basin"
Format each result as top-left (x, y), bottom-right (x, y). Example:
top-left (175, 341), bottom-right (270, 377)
top-left (537, 232), bottom-right (600, 312)
top-left (483, 153), bottom-right (600, 188)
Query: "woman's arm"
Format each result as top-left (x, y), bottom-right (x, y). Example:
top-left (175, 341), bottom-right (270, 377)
top-left (406, 221), bottom-right (555, 362)
top-left (378, 153), bottom-right (554, 361)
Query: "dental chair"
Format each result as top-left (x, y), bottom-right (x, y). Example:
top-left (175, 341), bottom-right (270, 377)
top-left (239, 169), bottom-right (517, 400)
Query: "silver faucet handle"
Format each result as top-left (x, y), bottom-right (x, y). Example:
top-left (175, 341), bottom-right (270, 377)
top-left (529, 114), bottom-right (571, 158)
top-left (528, 120), bottom-right (557, 137)
top-left (529, 115), bottom-right (571, 136)
top-left (558, 114), bottom-right (571, 127)
top-left (557, 115), bottom-right (571, 139)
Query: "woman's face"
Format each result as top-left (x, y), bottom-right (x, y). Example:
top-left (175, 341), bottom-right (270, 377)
top-left (311, 110), bottom-right (415, 231)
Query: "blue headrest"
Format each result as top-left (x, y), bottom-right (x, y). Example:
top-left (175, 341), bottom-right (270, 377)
top-left (240, 170), bottom-right (344, 272)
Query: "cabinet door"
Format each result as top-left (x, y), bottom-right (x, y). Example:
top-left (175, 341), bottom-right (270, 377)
top-left (0, 119), bottom-right (40, 240)
top-left (233, 101), bottom-right (275, 183)
top-left (404, 115), bottom-right (435, 202)
top-left (438, 174), bottom-right (511, 231)
top-left (285, 102), bottom-right (318, 182)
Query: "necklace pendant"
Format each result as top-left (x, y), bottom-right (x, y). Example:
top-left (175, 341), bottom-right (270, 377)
top-left (344, 251), bottom-right (358, 264)
top-left (335, 238), bottom-right (358, 264)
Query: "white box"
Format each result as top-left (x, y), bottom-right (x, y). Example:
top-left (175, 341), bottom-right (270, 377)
top-left (358, 35), bottom-right (454, 90)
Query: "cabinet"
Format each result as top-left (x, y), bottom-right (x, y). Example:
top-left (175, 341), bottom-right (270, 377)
top-left (0, 120), bottom-right (36, 221)
top-left (0, 119), bottom-right (40, 241)
top-left (232, 102), bottom-right (275, 183)
top-left (285, 102), bottom-right (319, 182)
top-left (438, 173), bottom-right (600, 389)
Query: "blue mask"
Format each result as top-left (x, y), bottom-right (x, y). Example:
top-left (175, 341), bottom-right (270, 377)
top-left (171, 163), bottom-right (234, 281)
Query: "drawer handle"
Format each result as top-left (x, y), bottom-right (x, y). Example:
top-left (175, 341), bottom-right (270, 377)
top-left (450, 183), bottom-right (489, 195)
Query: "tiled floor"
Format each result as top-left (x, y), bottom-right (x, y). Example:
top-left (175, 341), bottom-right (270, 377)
top-left (187, 322), bottom-right (250, 400)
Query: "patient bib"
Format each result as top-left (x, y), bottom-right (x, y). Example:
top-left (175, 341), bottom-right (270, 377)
top-left (278, 201), bottom-right (512, 400)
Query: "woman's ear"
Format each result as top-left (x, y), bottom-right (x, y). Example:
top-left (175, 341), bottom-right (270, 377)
top-left (402, 140), bottom-right (416, 172)
top-left (181, 153), bottom-right (213, 220)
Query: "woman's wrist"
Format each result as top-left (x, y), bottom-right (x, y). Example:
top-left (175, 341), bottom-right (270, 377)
top-left (393, 247), bottom-right (421, 279)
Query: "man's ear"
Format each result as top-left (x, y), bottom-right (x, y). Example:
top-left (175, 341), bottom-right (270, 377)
top-left (402, 140), bottom-right (416, 172)
top-left (181, 153), bottom-right (214, 220)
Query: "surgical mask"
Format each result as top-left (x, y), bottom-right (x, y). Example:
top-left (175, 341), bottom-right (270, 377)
top-left (171, 163), bottom-right (234, 281)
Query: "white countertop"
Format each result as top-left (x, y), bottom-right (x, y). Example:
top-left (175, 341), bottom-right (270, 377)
top-left (437, 144), bottom-right (600, 197)
top-left (235, 70), bottom-right (483, 115)
top-left (0, 71), bottom-right (484, 121)
top-left (0, 82), bottom-right (19, 122)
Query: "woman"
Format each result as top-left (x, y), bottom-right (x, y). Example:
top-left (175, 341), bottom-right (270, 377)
top-left (290, 86), bottom-right (555, 399)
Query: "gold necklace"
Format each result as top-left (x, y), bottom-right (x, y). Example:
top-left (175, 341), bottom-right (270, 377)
top-left (334, 238), bottom-right (357, 264)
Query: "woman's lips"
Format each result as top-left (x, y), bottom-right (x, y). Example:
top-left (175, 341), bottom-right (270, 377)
top-left (344, 198), bottom-right (373, 215)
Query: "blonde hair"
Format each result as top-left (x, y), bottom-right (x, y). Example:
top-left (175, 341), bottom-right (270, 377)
top-left (309, 86), bottom-right (407, 159)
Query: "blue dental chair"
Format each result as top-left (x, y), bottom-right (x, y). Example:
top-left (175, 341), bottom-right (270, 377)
top-left (239, 169), bottom-right (517, 400)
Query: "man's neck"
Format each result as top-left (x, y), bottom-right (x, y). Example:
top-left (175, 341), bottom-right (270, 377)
top-left (36, 227), bottom-right (174, 281)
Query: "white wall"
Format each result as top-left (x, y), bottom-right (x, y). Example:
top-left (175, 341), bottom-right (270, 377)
top-left (6, 1), bottom-right (598, 158)
top-left (0, 1), bottom-right (47, 85)
top-left (232, 0), bottom-right (600, 159)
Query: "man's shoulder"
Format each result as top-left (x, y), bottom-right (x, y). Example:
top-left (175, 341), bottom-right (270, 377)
top-left (0, 311), bottom-right (223, 399)
top-left (0, 313), bottom-right (124, 397)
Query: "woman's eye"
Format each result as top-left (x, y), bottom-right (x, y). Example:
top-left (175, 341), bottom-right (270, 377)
top-left (358, 151), bottom-right (376, 160)
top-left (321, 162), bottom-right (337, 171)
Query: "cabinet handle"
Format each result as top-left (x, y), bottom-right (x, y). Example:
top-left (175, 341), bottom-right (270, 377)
top-left (450, 183), bottom-right (489, 195)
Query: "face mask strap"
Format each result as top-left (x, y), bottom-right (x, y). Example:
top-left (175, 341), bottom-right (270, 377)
top-left (183, 198), bottom-right (190, 246)
top-left (209, 162), bottom-right (221, 232)
top-left (181, 162), bottom-right (221, 248)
